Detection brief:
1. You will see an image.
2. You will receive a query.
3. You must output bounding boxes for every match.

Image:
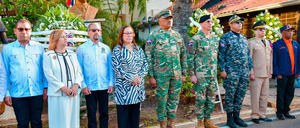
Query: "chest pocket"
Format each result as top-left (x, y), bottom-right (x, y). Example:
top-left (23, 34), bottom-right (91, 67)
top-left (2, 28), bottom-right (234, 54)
top-left (10, 52), bottom-right (22, 65)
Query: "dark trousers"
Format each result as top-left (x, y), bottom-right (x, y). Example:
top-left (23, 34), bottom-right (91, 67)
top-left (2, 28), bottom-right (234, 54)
top-left (85, 90), bottom-right (109, 128)
top-left (117, 103), bottom-right (141, 128)
top-left (12, 95), bottom-right (43, 128)
top-left (276, 75), bottom-right (296, 115)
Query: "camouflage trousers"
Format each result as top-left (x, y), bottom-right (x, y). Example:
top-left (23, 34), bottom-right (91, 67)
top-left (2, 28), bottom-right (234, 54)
top-left (155, 76), bottom-right (182, 121)
top-left (223, 75), bottom-right (249, 113)
top-left (195, 77), bottom-right (217, 119)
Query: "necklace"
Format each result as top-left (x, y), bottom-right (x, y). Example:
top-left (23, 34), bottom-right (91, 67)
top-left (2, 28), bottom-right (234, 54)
top-left (126, 43), bottom-right (133, 52)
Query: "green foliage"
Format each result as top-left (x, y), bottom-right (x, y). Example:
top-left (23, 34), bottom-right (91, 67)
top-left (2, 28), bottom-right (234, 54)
top-left (128, 0), bottom-right (146, 23)
top-left (130, 21), bottom-right (146, 48)
top-left (187, 8), bottom-right (223, 38)
top-left (1, 16), bottom-right (18, 39)
top-left (88, 0), bottom-right (123, 48)
top-left (181, 75), bottom-right (195, 97)
top-left (255, 10), bottom-right (282, 42)
top-left (33, 4), bottom-right (86, 31)
top-left (0, 0), bottom-right (65, 40)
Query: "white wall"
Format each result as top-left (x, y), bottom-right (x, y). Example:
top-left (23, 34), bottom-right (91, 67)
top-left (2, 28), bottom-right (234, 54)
top-left (146, 0), bottom-right (172, 18)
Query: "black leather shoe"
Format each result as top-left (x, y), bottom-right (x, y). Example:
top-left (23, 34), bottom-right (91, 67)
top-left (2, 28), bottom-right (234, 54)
top-left (259, 118), bottom-right (272, 122)
top-left (277, 115), bottom-right (285, 120)
top-left (233, 111), bottom-right (248, 127)
top-left (252, 119), bottom-right (260, 124)
top-left (227, 112), bottom-right (238, 128)
top-left (284, 113), bottom-right (296, 119)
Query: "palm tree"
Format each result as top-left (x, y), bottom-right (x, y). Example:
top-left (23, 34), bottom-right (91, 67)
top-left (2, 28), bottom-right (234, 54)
top-left (128, 0), bottom-right (146, 24)
top-left (88, 0), bottom-right (125, 48)
top-left (171, 0), bottom-right (202, 48)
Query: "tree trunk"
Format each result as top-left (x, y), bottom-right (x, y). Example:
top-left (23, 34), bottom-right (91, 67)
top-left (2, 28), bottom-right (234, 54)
top-left (172, 0), bottom-right (193, 49)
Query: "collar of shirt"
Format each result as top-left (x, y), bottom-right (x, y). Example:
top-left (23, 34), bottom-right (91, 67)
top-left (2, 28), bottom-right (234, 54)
top-left (159, 28), bottom-right (172, 33)
top-left (199, 31), bottom-right (214, 40)
top-left (230, 31), bottom-right (240, 37)
top-left (283, 38), bottom-right (292, 45)
top-left (87, 39), bottom-right (101, 47)
top-left (16, 40), bottom-right (34, 48)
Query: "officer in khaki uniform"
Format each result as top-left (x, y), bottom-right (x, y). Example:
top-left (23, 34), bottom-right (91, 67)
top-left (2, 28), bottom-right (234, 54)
top-left (188, 15), bottom-right (219, 128)
top-left (248, 20), bottom-right (273, 124)
top-left (145, 9), bottom-right (187, 128)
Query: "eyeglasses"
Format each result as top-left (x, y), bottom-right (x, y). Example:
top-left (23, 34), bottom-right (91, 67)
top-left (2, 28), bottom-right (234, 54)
top-left (17, 28), bottom-right (31, 32)
top-left (233, 21), bottom-right (243, 24)
top-left (123, 32), bottom-right (134, 35)
top-left (89, 29), bottom-right (101, 32)
top-left (258, 28), bottom-right (266, 31)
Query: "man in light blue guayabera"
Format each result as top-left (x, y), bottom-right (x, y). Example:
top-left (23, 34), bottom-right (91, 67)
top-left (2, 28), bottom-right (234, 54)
top-left (77, 23), bottom-right (114, 128)
top-left (2, 19), bottom-right (47, 128)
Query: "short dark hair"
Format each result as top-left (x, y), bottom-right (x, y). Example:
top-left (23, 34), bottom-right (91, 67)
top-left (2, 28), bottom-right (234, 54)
top-left (15, 19), bottom-right (32, 28)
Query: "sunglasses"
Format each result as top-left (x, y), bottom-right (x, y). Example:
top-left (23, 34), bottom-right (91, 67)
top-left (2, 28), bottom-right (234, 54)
top-left (17, 28), bottom-right (31, 32)
top-left (233, 21), bottom-right (243, 24)
top-left (258, 28), bottom-right (266, 31)
top-left (89, 29), bottom-right (101, 32)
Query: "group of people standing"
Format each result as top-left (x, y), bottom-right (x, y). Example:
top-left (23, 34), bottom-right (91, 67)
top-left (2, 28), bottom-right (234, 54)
top-left (0, 20), bottom-right (148, 128)
top-left (0, 8), bottom-right (299, 128)
top-left (145, 9), bottom-right (299, 128)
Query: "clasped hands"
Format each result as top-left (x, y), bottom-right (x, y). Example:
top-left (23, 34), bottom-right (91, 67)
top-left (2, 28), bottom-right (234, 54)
top-left (132, 76), bottom-right (142, 86)
top-left (60, 84), bottom-right (79, 96)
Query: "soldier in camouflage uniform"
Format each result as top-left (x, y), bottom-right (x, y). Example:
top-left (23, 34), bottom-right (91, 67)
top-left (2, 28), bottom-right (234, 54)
top-left (188, 15), bottom-right (219, 128)
top-left (218, 15), bottom-right (253, 128)
top-left (145, 9), bottom-right (187, 128)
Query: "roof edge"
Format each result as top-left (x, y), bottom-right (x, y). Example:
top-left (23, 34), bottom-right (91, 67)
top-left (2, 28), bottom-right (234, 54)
top-left (216, 0), bottom-right (300, 18)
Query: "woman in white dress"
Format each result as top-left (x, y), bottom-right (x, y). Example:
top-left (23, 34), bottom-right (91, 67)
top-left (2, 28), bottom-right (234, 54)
top-left (43, 29), bottom-right (83, 128)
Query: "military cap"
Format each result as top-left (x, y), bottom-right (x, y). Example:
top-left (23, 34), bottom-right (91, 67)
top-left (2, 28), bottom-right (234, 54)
top-left (252, 20), bottom-right (266, 29)
top-left (228, 15), bottom-right (244, 24)
top-left (158, 9), bottom-right (172, 18)
top-left (280, 24), bottom-right (295, 32)
top-left (199, 15), bottom-right (211, 23)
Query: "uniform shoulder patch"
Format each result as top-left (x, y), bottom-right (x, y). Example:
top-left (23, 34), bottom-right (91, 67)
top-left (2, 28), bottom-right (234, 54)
top-left (146, 39), bottom-right (152, 45)
top-left (220, 42), bottom-right (226, 47)
top-left (188, 41), bottom-right (193, 47)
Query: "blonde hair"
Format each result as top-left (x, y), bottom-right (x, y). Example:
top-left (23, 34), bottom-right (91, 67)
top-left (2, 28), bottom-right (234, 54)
top-left (48, 29), bottom-right (65, 50)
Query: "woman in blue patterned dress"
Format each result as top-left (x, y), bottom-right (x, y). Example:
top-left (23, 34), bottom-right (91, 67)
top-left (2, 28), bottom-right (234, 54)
top-left (112, 25), bottom-right (148, 128)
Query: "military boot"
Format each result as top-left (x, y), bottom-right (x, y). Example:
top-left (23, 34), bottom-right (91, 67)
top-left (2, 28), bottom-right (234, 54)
top-left (167, 118), bottom-right (175, 128)
top-left (233, 111), bottom-right (248, 127)
top-left (160, 120), bottom-right (167, 128)
top-left (226, 112), bottom-right (238, 128)
top-left (196, 119), bottom-right (204, 128)
top-left (204, 119), bottom-right (219, 128)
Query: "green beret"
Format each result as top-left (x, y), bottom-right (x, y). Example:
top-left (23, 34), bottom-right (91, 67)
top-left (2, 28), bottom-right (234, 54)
top-left (199, 15), bottom-right (211, 23)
